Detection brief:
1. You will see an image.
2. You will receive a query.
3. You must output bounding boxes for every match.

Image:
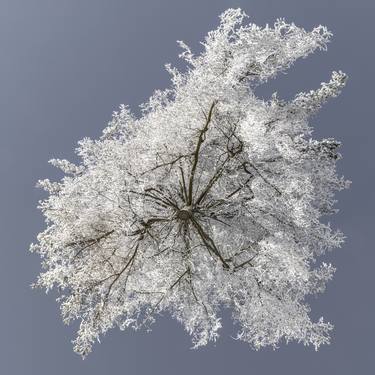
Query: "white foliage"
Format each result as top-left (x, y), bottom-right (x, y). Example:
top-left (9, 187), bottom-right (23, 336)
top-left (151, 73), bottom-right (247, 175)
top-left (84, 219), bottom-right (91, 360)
top-left (30, 8), bottom-right (349, 357)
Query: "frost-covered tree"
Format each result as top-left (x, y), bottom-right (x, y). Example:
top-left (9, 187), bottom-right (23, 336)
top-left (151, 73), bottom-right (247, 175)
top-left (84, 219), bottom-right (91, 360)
top-left (31, 8), bottom-right (349, 357)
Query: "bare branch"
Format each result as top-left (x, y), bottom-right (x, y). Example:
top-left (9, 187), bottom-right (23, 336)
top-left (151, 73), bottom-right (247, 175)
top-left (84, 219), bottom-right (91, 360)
top-left (187, 101), bottom-right (217, 205)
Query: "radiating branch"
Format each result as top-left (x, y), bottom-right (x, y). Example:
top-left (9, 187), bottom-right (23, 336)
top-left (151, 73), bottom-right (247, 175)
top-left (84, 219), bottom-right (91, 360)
top-left (188, 101), bottom-right (217, 205)
top-left (190, 217), bottom-right (230, 269)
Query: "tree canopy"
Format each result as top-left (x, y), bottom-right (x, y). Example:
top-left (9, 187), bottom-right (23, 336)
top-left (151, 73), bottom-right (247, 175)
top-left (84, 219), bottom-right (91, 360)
top-left (31, 8), bottom-right (349, 357)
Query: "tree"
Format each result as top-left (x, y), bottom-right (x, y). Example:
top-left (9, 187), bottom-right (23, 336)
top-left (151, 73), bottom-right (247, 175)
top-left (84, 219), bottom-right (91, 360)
top-left (31, 8), bottom-right (349, 357)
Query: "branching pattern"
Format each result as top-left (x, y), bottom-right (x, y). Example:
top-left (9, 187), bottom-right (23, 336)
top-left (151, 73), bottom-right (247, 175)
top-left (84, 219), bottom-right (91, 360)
top-left (31, 9), bottom-right (349, 357)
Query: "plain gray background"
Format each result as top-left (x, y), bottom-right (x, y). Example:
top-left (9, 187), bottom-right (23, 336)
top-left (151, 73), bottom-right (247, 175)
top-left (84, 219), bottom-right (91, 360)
top-left (1, 0), bottom-right (374, 374)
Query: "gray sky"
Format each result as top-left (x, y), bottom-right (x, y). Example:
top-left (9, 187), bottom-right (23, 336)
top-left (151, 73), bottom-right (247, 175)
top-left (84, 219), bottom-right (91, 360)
top-left (1, 0), bottom-right (374, 374)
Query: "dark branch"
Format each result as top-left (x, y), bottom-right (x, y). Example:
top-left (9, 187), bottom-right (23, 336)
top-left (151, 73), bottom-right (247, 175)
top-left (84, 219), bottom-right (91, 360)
top-left (195, 156), bottom-right (230, 206)
top-left (104, 241), bottom-right (140, 301)
top-left (244, 161), bottom-right (282, 196)
top-left (190, 217), bottom-right (230, 269)
top-left (70, 230), bottom-right (115, 259)
top-left (187, 101), bottom-right (217, 205)
top-left (140, 153), bottom-right (193, 176)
